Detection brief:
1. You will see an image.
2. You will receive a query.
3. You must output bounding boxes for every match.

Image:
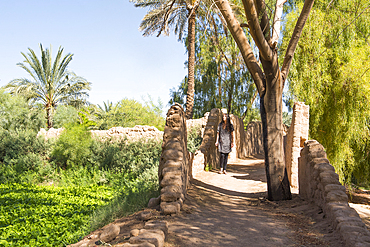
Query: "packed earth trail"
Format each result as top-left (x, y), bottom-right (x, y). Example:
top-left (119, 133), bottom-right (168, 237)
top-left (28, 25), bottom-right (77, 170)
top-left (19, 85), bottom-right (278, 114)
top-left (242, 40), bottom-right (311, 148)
top-left (163, 157), bottom-right (345, 247)
top-left (76, 157), bottom-right (370, 247)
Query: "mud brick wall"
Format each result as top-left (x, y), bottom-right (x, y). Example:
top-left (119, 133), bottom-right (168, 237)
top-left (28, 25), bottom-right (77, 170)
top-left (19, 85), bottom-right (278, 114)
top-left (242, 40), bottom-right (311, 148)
top-left (198, 108), bottom-right (222, 170)
top-left (240, 121), bottom-right (264, 158)
top-left (299, 140), bottom-right (370, 247)
top-left (158, 103), bottom-right (190, 215)
top-left (285, 102), bottom-right (309, 188)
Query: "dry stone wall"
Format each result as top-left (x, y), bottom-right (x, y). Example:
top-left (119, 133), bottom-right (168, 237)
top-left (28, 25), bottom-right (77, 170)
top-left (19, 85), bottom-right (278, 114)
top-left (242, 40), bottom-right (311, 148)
top-left (299, 140), bottom-right (370, 247)
top-left (37, 125), bottom-right (163, 142)
top-left (157, 103), bottom-right (190, 215)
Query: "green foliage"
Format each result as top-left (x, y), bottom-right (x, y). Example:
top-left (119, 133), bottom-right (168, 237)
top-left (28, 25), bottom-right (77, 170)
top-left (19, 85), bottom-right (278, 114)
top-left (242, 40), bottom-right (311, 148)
top-left (51, 124), bottom-right (94, 169)
top-left (53, 105), bottom-right (80, 128)
top-left (0, 129), bottom-right (51, 184)
top-left (92, 137), bottom-right (162, 180)
top-left (0, 90), bottom-right (44, 131)
top-left (243, 107), bottom-right (261, 127)
top-left (3, 44), bottom-right (91, 128)
top-left (280, 0), bottom-right (370, 184)
top-left (89, 165), bottom-right (159, 229)
top-left (169, 15), bottom-right (258, 119)
top-left (0, 183), bottom-right (116, 246)
top-left (0, 132), bottom-right (162, 246)
top-left (187, 124), bottom-right (203, 153)
top-left (283, 112), bottom-right (292, 127)
top-left (94, 98), bottom-right (165, 131)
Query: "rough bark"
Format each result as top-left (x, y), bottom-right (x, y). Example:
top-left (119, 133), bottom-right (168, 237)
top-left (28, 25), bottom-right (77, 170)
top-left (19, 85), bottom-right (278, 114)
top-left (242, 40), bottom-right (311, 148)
top-left (260, 54), bottom-right (292, 201)
top-left (185, 6), bottom-right (197, 120)
top-left (46, 106), bottom-right (53, 129)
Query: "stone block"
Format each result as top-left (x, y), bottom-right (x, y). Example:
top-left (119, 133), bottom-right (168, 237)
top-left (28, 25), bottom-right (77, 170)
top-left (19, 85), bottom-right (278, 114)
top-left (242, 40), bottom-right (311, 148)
top-left (325, 190), bottom-right (348, 203)
top-left (336, 217), bottom-right (366, 230)
top-left (163, 160), bottom-right (182, 168)
top-left (161, 184), bottom-right (181, 194)
top-left (160, 173), bottom-right (182, 188)
top-left (145, 220), bottom-right (169, 235)
top-left (161, 149), bottom-right (184, 162)
top-left (131, 229), bottom-right (140, 237)
top-left (324, 184), bottom-right (346, 196)
top-left (139, 211), bottom-right (153, 221)
top-left (147, 196), bottom-right (160, 209)
top-left (320, 171), bottom-right (342, 187)
top-left (160, 201), bottom-right (180, 215)
top-left (308, 150), bottom-right (327, 160)
top-left (160, 191), bottom-right (182, 202)
top-left (130, 229), bottom-right (165, 247)
top-left (162, 166), bottom-right (182, 175)
top-left (163, 140), bottom-right (183, 152)
top-left (100, 224), bottom-right (120, 243)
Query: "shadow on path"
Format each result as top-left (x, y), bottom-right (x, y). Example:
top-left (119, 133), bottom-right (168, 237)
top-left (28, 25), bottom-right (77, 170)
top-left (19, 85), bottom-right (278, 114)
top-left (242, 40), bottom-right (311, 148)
top-left (165, 158), bottom-right (343, 247)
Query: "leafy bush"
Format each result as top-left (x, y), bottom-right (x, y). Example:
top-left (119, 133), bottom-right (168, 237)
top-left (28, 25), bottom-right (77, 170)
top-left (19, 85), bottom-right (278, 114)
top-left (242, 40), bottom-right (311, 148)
top-left (92, 137), bottom-right (162, 180)
top-left (50, 124), bottom-right (94, 169)
top-left (95, 98), bottom-right (165, 131)
top-left (0, 90), bottom-right (44, 131)
top-left (0, 129), bottom-right (51, 184)
top-left (187, 125), bottom-right (203, 153)
top-left (53, 105), bottom-right (80, 128)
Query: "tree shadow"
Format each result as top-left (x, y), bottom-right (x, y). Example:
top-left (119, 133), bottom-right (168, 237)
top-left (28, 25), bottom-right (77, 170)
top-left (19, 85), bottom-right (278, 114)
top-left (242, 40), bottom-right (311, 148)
top-left (191, 177), bottom-right (267, 199)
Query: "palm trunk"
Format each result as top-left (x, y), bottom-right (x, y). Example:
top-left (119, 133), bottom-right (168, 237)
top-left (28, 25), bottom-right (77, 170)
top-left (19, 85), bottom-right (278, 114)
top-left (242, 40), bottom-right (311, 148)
top-left (46, 106), bottom-right (53, 129)
top-left (185, 7), bottom-right (197, 120)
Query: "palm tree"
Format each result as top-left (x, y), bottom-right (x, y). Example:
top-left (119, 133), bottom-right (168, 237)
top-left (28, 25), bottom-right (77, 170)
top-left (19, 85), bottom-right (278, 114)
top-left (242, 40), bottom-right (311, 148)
top-left (4, 44), bottom-right (91, 128)
top-left (131, 0), bottom-right (201, 119)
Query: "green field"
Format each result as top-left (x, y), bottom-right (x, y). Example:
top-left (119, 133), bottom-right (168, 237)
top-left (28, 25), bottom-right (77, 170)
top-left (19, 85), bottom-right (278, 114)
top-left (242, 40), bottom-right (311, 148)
top-left (0, 183), bottom-right (117, 247)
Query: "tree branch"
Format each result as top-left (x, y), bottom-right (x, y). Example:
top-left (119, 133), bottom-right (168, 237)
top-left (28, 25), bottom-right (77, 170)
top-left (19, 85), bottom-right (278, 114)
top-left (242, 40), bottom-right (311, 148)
top-left (281, 0), bottom-right (315, 82)
top-left (241, 0), bottom-right (273, 61)
top-left (215, 0), bottom-right (265, 96)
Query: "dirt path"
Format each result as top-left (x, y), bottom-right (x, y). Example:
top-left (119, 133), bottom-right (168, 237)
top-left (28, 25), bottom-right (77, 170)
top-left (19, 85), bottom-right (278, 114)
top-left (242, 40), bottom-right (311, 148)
top-left (80, 157), bottom-right (370, 247)
top-left (164, 158), bottom-right (345, 246)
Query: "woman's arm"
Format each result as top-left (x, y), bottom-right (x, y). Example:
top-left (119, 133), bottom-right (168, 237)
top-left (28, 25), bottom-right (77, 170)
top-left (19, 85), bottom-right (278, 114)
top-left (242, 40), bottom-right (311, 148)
top-left (215, 131), bottom-right (219, 146)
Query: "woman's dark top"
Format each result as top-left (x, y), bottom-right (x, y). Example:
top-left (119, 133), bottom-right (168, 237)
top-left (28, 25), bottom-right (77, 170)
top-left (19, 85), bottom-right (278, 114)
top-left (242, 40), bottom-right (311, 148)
top-left (217, 122), bottom-right (234, 153)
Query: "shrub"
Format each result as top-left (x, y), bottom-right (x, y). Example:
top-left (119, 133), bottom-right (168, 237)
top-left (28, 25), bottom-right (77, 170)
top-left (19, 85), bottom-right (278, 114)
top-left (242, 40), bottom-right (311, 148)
top-left (53, 105), bottom-right (80, 128)
top-left (0, 90), bottom-right (44, 131)
top-left (187, 124), bottom-right (203, 153)
top-left (92, 137), bottom-right (162, 180)
top-left (50, 124), bottom-right (94, 169)
top-left (0, 129), bottom-right (51, 183)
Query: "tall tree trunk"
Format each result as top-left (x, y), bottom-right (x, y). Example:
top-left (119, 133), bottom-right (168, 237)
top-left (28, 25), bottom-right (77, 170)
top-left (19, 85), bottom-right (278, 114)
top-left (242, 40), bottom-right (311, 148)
top-left (261, 53), bottom-right (291, 201)
top-left (46, 106), bottom-right (53, 129)
top-left (185, 7), bottom-right (197, 119)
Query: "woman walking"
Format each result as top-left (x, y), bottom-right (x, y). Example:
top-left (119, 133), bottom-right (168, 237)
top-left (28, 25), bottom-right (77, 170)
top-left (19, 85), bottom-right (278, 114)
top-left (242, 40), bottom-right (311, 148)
top-left (215, 113), bottom-right (234, 175)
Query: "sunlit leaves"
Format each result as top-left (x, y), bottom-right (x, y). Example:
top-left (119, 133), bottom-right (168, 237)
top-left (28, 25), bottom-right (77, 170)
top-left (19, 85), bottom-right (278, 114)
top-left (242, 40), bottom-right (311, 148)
top-left (281, 0), bottom-right (370, 184)
top-left (0, 183), bottom-right (115, 246)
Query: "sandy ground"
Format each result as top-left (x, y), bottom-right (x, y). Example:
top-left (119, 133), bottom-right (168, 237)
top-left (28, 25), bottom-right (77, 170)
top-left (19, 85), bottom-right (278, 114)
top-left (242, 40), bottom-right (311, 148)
top-left (77, 157), bottom-right (370, 247)
top-left (163, 158), bottom-right (345, 246)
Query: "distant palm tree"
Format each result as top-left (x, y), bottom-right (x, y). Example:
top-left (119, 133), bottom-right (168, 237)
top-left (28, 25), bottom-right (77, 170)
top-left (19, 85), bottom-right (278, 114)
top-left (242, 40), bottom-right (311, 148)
top-left (4, 44), bottom-right (91, 128)
top-left (131, 0), bottom-right (201, 119)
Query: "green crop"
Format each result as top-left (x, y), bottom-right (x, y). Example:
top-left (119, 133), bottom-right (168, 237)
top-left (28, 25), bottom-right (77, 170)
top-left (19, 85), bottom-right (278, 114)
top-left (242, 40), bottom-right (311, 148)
top-left (0, 183), bottom-right (116, 247)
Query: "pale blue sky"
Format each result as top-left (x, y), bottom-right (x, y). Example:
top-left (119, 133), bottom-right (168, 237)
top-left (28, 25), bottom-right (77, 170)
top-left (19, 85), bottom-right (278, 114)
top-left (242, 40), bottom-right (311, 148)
top-left (0, 0), bottom-right (187, 110)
